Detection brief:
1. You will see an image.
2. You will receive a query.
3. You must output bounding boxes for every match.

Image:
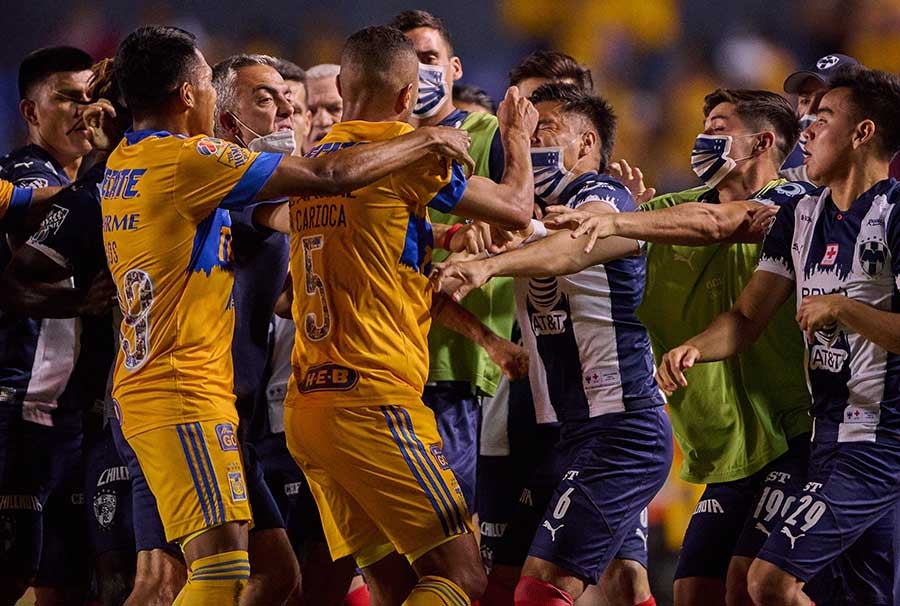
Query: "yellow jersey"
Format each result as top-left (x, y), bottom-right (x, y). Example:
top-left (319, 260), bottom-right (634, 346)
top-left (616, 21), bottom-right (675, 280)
top-left (101, 130), bottom-right (282, 438)
top-left (285, 120), bottom-right (466, 408)
top-left (0, 178), bottom-right (33, 230)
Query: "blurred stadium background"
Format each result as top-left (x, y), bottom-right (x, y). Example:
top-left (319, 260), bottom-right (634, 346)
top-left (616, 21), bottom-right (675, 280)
top-left (5, 1), bottom-right (900, 604)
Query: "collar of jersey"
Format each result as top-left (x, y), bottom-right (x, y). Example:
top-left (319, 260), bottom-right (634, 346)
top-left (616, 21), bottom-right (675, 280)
top-left (438, 108), bottom-right (468, 129)
top-left (825, 178), bottom-right (899, 215)
top-left (559, 171), bottom-right (605, 204)
top-left (698, 178), bottom-right (783, 205)
top-left (325, 120), bottom-right (413, 143)
top-left (124, 128), bottom-right (177, 145)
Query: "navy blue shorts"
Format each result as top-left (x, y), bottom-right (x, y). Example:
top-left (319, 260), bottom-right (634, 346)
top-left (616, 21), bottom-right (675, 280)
top-left (85, 423), bottom-right (135, 556)
top-left (424, 382), bottom-right (480, 513)
top-left (0, 405), bottom-right (82, 579)
top-left (675, 434), bottom-right (811, 581)
top-left (254, 431), bottom-right (324, 549)
top-left (33, 455), bottom-right (90, 590)
top-left (757, 431), bottom-right (900, 606)
top-left (110, 417), bottom-right (176, 554)
top-left (242, 439), bottom-right (286, 532)
top-left (528, 407), bottom-right (672, 584)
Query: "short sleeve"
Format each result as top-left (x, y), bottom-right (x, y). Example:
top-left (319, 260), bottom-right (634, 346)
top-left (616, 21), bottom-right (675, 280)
top-left (391, 155), bottom-right (467, 213)
top-left (757, 198), bottom-right (797, 280)
top-left (173, 136), bottom-right (283, 221)
top-left (26, 187), bottom-right (100, 270)
top-left (753, 181), bottom-right (814, 207)
top-left (888, 204), bottom-right (900, 291)
top-left (0, 179), bottom-right (32, 230)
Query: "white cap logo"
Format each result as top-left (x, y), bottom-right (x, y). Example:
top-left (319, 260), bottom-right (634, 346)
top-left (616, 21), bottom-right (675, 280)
top-left (817, 55), bottom-right (840, 70)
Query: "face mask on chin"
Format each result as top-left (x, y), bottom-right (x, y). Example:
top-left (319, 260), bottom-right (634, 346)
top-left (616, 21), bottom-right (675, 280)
top-left (413, 63), bottom-right (449, 118)
top-left (690, 133), bottom-right (761, 188)
top-left (229, 111), bottom-right (297, 155)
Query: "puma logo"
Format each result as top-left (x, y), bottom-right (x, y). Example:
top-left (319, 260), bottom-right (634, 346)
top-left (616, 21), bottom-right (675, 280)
top-left (780, 526), bottom-right (805, 549)
top-left (755, 522), bottom-right (770, 536)
top-left (542, 520), bottom-right (564, 542)
top-left (635, 528), bottom-right (648, 551)
top-left (672, 248), bottom-right (697, 271)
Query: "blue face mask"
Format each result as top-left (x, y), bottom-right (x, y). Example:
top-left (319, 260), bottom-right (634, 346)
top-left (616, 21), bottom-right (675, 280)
top-left (531, 144), bottom-right (577, 203)
top-left (414, 63), bottom-right (448, 118)
top-left (690, 133), bottom-right (760, 188)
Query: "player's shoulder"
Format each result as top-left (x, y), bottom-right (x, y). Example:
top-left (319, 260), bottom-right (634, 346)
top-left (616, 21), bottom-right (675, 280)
top-left (569, 172), bottom-right (634, 212)
top-left (460, 111), bottom-right (499, 134)
top-left (754, 179), bottom-right (821, 209)
top-left (177, 134), bottom-right (252, 171)
top-left (0, 145), bottom-right (67, 188)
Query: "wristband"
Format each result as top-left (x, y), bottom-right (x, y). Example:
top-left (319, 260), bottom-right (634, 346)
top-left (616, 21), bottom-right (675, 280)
top-left (443, 222), bottom-right (464, 250)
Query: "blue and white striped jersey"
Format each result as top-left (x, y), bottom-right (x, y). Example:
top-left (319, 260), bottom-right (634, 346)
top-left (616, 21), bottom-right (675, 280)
top-left (757, 178), bottom-right (900, 443)
top-left (517, 172), bottom-right (664, 424)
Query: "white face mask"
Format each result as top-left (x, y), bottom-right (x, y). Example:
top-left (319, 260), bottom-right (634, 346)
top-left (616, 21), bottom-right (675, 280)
top-left (229, 112), bottom-right (297, 155)
top-left (531, 139), bottom-right (578, 204)
top-left (413, 63), bottom-right (449, 118)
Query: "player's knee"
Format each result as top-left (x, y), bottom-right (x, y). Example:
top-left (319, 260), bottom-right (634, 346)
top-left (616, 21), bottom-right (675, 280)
top-left (724, 557), bottom-right (753, 606)
top-left (746, 560), bottom-right (795, 606)
top-left (253, 548), bottom-right (300, 601)
top-left (603, 559), bottom-right (648, 603)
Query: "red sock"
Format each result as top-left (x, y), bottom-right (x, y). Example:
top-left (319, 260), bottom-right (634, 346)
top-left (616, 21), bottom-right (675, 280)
top-left (635, 596), bottom-right (656, 606)
top-left (514, 576), bottom-right (574, 606)
top-left (344, 584), bottom-right (370, 606)
top-left (480, 577), bottom-right (516, 606)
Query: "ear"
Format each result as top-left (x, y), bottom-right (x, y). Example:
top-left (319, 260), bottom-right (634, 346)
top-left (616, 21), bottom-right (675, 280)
top-left (450, 56), bottom-right (463, 82)
top-left (755, 131), bottom-right (776, 154)
top-left (19, 99), bottom-right (38, 127)
top-left (179, 81), bottom-right (194, 109)
top-left (580, 130), bottom-right (598, 159)
top-left (397, 83), bottom-right (414, 114)
top-left (335, 74), bottom-right (342, 99)
top-left (853, 119), bottom-right (876, 149)
top-left (302, 109), bottom-right (312, 140)
top-left (218, 111), bottom-right (240, 138)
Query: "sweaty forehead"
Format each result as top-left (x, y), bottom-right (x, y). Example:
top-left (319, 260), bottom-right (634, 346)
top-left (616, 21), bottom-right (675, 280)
top-left (535, 100), bottom-right (564, 123)
top-left (817, 87), bottom-right (853, 117)
top-left (39, 69), bottom-right (92, 95)
top-left (705, 102), bottom-right (737, 124)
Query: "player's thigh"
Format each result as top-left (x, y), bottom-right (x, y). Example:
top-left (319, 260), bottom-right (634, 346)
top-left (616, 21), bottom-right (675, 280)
top-left (126, 420), bottom-right (252, 544)
top-left (286, 404), bottom-right (471, 559)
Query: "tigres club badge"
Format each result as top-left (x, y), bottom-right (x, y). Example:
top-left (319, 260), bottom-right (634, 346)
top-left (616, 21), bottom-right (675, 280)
top-left (227, 463), bottom-right (247, 502)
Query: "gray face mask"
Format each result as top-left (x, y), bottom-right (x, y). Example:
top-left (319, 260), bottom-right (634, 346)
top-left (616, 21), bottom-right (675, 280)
top-left (229, 112), bottom-right (296, 155)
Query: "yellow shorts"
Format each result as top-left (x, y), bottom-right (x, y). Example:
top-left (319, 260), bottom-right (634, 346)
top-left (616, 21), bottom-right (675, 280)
top-left (284, 404), bottom-right (471, 562)
top-left (127, 420), bottom-right (252, 542)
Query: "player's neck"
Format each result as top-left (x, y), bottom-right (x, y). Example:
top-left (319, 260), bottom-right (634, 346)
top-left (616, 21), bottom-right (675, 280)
top-left (827, 157), bottom-right (889, 211)
top-left (26, 133), bottom-right (82, 181)
top-left (411, 102), bottom-right (457, 127)
top-left (132, 113), bottom-right (192, 139)
top-left (341, 95), bottom-right (407, 124)
top-left (715, 162), bottom-right (776, 203)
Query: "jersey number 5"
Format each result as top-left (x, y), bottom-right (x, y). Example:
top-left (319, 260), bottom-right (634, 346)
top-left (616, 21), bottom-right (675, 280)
top-left (302, 234), bottom-right (331, 341)
top-left (121, 269), bottom-right (154, 371)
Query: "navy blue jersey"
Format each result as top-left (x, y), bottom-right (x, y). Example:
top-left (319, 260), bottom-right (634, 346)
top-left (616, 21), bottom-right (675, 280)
top-left (758, 178), bottom-right (900, 442)
top-left (0, 145), bottom-right (77, 427)
top-left (24, 162), bottom-right (116, 429)
top-left (516, 172), bottom-right (664, 423)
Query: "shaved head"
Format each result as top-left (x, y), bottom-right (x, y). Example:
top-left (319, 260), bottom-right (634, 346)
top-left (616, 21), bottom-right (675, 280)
top-left (339, 26), bottom-right (417, 114)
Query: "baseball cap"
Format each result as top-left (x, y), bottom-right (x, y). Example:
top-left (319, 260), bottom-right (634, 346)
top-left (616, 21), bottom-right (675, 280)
top-left (783, 53), bottom-right (860, 94)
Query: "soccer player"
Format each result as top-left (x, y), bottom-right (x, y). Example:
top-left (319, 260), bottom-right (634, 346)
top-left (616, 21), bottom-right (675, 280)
top-left (657, 65), bottom-right (900, 606)
top-left (305, 63), bottom-right (343, 148)
top-left (544, 89), bottom-right (815, 606)
top-left (432, 82), bottom-right (667, 606)
top-left (0, 44), bottom-right (95, 603)
top-left (391, 8), bottom-right (514, 515)
top-left (283, 24), bottom-right (534, 606)
top-left (104, 24), bottom-right (472, 605)
top-left (780, 53), bottom-right (859, 183)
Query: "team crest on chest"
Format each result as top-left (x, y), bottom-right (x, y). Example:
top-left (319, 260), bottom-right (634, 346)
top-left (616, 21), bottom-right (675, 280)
top-left (858, 240), bottom-right (887, 277)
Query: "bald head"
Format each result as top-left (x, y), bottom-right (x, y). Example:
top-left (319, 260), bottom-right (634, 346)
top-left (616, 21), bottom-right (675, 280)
top-left (339, 26), bottom-right (418, 121)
